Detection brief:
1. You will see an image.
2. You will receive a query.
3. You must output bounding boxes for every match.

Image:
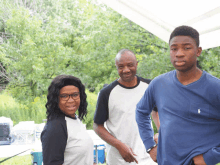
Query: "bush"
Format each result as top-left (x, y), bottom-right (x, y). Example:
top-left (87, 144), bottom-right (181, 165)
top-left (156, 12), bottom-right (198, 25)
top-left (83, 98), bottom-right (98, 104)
top-left (0, 92), bottom-right (26, 125)
top-left (82, 90), bottom-right (97, 129)
top-left (0, 90), bottom-right (97, 127)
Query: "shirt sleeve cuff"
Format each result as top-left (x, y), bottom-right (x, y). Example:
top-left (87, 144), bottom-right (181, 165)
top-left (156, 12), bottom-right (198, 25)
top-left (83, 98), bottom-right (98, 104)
top-left (144, 138), bottom-right (156, 151)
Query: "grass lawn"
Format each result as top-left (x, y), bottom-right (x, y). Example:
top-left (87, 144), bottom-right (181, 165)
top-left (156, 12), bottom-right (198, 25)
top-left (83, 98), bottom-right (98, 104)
top-left (0, 155), bottom-right (218, 165)
top-left (0, 155), bottom-right (32, 165)
top-left (0, 155), bottom-right (106, 165)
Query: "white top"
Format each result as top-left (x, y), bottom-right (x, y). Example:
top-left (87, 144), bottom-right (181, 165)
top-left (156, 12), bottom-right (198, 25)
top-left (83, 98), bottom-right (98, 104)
top-left (41, 115), bottom-right (94, 165)
top-left (94, 77), bottom-right (157, 165)
top-left (64, 117), bottom-right (94, 165)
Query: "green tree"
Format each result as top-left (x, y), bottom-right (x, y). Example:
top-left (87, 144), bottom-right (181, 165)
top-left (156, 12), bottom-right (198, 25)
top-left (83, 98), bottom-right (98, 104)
top-left (0, 7), bottom-right (81, 100)
top-left (199, 47), bottom-right (220, 78)
top-left (0, 0), bottom-right (219, 127)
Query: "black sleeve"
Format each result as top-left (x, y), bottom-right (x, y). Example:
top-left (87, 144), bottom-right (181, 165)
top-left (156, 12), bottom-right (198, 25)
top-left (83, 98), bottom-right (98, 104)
top-left (139, 77), bottom-right (151, 84)
top-left (41, 117), bottom-right (67, 165)
top-left (94, 88), bottom-right (109, 124)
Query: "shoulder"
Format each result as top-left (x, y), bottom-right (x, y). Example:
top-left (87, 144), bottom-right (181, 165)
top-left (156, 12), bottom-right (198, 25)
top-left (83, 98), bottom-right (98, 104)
top-left (43, 115), bottom-right (67, 134)
top-left (99, 80), bottom-right (118, 97)
top-left (145, 71), bottom-right (174, 87)
top-left (138, 76), bottom-right (152, 84)
top-left (204, 71), bottom-right (220, 86)
top-left (48, 115), bottom-right (66, 125)
top-left (152, 70), bottom-right (174, 82)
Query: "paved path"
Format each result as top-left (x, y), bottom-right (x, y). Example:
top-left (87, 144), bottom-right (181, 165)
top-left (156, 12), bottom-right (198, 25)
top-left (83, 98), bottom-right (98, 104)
top-left (0, 130), bottom-right (105, 159)
top-left (0, 140), bottom-right (42, 158)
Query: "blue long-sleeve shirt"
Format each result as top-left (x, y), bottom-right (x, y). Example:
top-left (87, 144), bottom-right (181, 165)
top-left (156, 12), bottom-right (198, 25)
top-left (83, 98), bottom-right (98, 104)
top-left (136, 70), bottom-right (220, 165)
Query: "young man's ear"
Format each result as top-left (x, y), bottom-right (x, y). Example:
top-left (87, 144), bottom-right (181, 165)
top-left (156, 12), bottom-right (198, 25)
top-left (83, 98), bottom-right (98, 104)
top-left (197, 47), bottom-right (202, 57)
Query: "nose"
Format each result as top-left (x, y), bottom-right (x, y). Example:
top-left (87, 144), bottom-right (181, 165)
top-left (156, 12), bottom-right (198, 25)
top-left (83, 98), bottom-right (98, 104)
top-left (123, 66), bottom-right (130, 73)
top-left (67, 96), bottom-right (75, 102)
top-left (176, 49), bottom-right (184, 57)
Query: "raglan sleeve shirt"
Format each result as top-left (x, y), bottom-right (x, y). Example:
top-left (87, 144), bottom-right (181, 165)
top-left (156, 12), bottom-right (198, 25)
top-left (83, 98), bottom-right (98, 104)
top-left (136, 81), bottom-right (156, 151)
top-left (41, 117), bottom-right (67, 165)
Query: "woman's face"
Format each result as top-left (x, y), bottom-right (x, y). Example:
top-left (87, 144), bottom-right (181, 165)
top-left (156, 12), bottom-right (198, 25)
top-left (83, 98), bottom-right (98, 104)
top-left (58, 85), bottom-right (80, 118)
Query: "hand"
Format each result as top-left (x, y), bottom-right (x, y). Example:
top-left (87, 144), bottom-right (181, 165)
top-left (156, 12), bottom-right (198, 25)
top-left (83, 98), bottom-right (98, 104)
top-left (149, 146), bottom-right (157, 162)
top-left (116, 142), bottom-right (138, 164)
top-left (193, 154), bottom-right (206, 165)
top-left (154, 133), bottom-right (159, 144)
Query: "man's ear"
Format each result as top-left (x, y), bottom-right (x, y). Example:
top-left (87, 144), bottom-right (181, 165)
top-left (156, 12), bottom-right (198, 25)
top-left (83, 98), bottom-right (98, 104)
top-left (197, 47), bottom-right (202, 57)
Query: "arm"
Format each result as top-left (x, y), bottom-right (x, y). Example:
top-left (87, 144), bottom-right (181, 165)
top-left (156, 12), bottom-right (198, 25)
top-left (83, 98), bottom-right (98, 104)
top-left (94, 88), bottom-right (138, 163)
top-left (93, 123), bottom-right (138, 163)
top-left (41, 119), bottom-right (67, 165)
top-left (136, 85), bottom-right (156, 162)
top-left (193, 154), bottom-right (206, 165)
top-left (151, 109), bottom-right (160, 130)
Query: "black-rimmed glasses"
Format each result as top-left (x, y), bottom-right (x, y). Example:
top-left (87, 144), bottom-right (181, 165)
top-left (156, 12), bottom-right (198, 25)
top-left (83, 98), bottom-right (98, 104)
top-left (59, 92), bottom-right (80, 101)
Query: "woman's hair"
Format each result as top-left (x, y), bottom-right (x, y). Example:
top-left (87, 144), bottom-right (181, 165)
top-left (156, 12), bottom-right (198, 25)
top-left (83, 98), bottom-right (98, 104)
top-left (45, 75), bottom-right (87, 120)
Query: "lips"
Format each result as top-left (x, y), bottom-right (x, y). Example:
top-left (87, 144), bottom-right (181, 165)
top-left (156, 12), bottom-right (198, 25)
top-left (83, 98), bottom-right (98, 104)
top-left (175, 61), bottom-right (185, 66)
top-left (66, 105), bottom-right (77, 110)
top-left (123, 73), bottom-right (131, 77)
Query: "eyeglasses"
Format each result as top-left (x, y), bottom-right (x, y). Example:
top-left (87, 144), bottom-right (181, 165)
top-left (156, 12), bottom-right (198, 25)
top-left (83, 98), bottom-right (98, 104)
top-left (59, 92), bottom-right (80, 101)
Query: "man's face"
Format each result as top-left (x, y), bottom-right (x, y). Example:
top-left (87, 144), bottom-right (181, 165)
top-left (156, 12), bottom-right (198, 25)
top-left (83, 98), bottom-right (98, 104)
top-left (169, 36), bottom-right (202, 72)
top-left (115, 51), bottom-right (138, 82)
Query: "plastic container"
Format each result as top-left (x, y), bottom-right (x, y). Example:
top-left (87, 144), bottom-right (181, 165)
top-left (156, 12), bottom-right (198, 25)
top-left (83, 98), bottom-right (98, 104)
top-left (94, 145), bottom-right (105, 164)
top-left (31, 151), bottom-right (43, 165)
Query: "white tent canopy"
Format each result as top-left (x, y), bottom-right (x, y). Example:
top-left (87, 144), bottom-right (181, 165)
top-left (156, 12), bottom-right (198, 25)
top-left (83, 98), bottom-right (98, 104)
top-left (101, 0), bottom-right (220, 50)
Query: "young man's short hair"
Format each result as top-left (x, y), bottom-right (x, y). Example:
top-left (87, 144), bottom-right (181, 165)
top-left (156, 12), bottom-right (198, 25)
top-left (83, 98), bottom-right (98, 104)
top-left (169, 25), bottom-right (200, 47)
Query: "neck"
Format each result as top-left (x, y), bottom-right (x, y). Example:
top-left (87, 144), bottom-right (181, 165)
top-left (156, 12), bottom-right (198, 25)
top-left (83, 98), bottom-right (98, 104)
top-left (118, 76), bottom-right (137, 87)
top-left (176, 67), bottom-right (203, 85)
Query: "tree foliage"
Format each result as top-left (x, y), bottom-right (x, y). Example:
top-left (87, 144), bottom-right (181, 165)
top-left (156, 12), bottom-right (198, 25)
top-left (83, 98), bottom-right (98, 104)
top-left (0, 0), bottom-right (219, 128)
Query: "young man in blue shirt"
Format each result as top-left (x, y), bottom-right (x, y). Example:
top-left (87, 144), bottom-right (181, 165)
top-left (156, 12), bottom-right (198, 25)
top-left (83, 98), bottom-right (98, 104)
top-left (136, 25), bottom-right (220, 165)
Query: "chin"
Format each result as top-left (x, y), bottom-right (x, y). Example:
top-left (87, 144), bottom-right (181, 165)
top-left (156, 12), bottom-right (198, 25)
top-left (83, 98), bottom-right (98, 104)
top-left (122, 76), bottom-right (135, 82)
top-left (176, 65), bottom-right (195, 72)
top-left (68, 113), bottom-right (76, 118)
top-left (123, 79), bottom-right (133, 82)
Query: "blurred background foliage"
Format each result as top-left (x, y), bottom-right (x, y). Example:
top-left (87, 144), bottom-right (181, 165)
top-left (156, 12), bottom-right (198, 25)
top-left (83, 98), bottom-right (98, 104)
top-left (0, 0), bottom-right (219, 130)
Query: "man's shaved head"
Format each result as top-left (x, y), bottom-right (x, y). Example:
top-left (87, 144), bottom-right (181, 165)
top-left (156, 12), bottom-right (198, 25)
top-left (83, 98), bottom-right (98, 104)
top-left (115, 49), bottom-right (136, 63)
top-left (115, 49), bottom-right (138, 83)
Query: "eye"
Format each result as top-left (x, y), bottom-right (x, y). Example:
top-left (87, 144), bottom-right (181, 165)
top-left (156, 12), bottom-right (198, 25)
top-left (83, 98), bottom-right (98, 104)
top-left (118, 66), bottom-right (123, 69)
top-left (72, 93), bottom-right (79, 97)
top-left (185, 47), bottom-right (191, 50)
top-left (128, 64), bottom-right (134, 67)
top-left (60, 95), bottom-right (68, 98)
top-left (171, 48), bottom-right (177, 51)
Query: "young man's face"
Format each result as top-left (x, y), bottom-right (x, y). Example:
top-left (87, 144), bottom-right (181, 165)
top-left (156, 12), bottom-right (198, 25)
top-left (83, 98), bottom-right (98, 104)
top-left (169, 36), bottom-right (202, 72)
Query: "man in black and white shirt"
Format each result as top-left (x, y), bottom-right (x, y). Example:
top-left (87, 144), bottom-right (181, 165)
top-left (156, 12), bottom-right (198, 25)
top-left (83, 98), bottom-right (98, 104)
top-left (93, 49), bottom-right (159, 165)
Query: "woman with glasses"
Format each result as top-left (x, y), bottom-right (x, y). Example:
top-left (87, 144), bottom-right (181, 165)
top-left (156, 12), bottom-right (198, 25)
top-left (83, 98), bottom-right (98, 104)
top-left (41, 75), bottom-right (94, 165)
